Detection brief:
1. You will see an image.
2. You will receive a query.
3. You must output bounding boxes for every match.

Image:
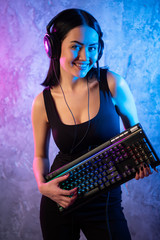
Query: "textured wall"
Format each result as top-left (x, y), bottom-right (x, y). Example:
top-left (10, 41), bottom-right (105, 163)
top-left (0, 0), bottom-right (160, 239)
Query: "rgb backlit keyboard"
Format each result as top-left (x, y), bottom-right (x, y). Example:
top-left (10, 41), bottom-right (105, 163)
top-left (45, 124), bottom-right (160, 213)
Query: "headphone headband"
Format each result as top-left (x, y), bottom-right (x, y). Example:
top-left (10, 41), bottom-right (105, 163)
top-left (46, 16), bottom-right (56, 34)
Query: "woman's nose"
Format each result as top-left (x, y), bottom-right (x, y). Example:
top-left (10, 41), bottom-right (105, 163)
top-left (78, 47), bottom-right (88, 61)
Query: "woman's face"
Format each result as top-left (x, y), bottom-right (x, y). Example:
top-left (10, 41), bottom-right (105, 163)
top-left (59, 25), bottom-right (99, 79)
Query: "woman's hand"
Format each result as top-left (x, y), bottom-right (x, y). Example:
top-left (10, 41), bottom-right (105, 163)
top-left (135, 164), bottom-right (158, 180)
top-left (39, 174), bottom-right (78, 209)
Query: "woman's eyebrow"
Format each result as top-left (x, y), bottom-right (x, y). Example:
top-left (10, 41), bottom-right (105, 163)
top-left (70, 40), bottom-right (98, 46)
top-left (70, 41), bottom-right (83, 45)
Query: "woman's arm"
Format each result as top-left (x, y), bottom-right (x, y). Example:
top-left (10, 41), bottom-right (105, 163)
top-left (31, 92), bottom-right (77, 208)
top-left (107, 70), bottom-right (139, 129)
top-left (107, 71), bottom-right (152, 179)
top-left (32, 92), bottom-right (51, 185)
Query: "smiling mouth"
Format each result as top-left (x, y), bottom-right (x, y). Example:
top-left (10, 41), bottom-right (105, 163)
top-left (73, 63), bottom-right (89, 70)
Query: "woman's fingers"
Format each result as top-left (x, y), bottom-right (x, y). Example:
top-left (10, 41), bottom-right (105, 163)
top-left (59, 187), bottom-right (78, 196)
top-left (135, 171), bottom-right (139, 180)
top-left (56, 190), bottom-right (78, 208)
top-left (45, 174), bottom-right (78, 208)
top-left (143, 164), bottom-right (151, 176)
top-left (139, 166), bottom-right (144, 178)
top-left (54, 174), bottom-right (70, 184)
top-left (135, 164), bottom-right (153, 180)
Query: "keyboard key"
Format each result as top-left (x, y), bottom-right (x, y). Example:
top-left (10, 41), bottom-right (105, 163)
top-left (98, 179), bottom-right (103, 185)
top-left (100, 184), bottom-right (105, 190)
top-left (107, 166), bottom-right (116, 174)
top-left (102, 171), bottom-right (107, 177)
top-left (107, 171), bottom-right (118, 180)
top-left (107, 161), bottom-right (114, 167)
top-left (105, 181), bottom-right (110, 187)
top-left (90, 184), bottom-right (94, 189)
top-left (94, 176), bottom-right (98, 181)
top-left (102, 177), bottom-right (107, 182)
top-left (116, 175), bottom-right (121, 181)
top-left (94, 182), bottom-right (99, 188)
top-left (131, 168), bottom-right (136, 173)
top-left (110, 178), bottom-right (116, 184)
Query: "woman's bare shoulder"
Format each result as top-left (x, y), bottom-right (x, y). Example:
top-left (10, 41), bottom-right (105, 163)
top-left (31, 91), bottom-right (48, 121)
top-left (32, 91), bottom-right (45, 110)
top-left (107, 70), bottom-right (124, 97)
top-left (31, 90), bottom-right (49, 125)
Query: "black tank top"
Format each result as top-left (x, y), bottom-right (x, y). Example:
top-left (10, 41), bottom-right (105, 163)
top-left (43, 69), bottom-right (120, 171)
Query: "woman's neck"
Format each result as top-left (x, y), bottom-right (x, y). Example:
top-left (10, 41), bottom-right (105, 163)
top-left (59, 75), bottom-right (87, 92)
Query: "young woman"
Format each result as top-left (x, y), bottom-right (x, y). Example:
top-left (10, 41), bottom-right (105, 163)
top-left (32, 9), bottom-right (152, 240)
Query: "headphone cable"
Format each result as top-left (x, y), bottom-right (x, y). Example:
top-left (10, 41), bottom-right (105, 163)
top-left (70, 79), bottom-right (90, 153)
top-left (52, 63), bottom-right (90, 153)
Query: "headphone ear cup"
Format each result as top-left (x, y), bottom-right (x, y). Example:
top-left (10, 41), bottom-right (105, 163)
top-left (98, 38), bottom-right (104, 60)
top-left (44, 34), bottom-right (52, 58)
top-left (44, 33), bottom-right (60, 59)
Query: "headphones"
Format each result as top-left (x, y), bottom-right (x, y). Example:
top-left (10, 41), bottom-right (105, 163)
top-left (44, 17), bottom-right (61, 59)
top-left (98, 37), bottom-right (104, 60)
top-left (44, 17), bottom-right (104, 60)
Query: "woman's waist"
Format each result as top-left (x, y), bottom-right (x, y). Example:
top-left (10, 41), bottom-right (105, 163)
top-left (50, 149), bottom-right (89, 172)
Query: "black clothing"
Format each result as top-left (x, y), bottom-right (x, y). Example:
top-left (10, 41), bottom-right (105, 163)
top-left (41, 69), bottom-right (131, 240)
top-left (43, 69), bottom-right (119, 156)
top-left (40, 189), bottom-right (131, 240)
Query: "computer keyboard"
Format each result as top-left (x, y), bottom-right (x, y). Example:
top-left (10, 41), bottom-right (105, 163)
top-left (45, 123), bottom-right (160, 213)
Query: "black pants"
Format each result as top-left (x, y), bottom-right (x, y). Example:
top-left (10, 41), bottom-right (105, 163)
top-left (40, 187), bottom-right (131, 240)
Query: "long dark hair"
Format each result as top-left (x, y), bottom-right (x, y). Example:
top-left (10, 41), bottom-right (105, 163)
top-left (42, 8), bottom-right (104, 87)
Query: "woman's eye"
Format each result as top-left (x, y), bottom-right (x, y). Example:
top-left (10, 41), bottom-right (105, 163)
top-left (71, 45), bottom-right (81, 50)
top-left (88, 46), bottom-right (97, 52)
